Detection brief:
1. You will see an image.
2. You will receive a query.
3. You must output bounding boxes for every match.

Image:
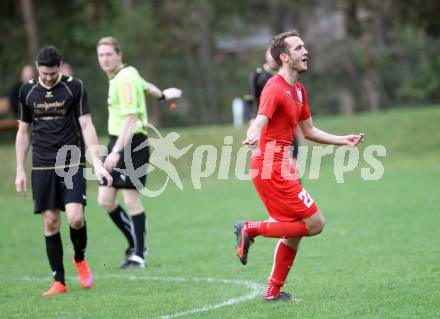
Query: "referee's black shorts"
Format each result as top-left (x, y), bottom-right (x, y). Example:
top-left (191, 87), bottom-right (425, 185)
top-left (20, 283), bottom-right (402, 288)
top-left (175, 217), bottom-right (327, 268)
top-left (31, 164), bottom-right (86, 214)
top-left (102, 133), bottom-right (150, 189)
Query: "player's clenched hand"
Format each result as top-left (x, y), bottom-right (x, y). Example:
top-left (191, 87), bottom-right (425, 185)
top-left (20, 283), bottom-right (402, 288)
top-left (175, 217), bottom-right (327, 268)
top-left (243, 135), bottom-right (259, 148)
top-left (104, 152), bottom-right (120, 172)
top-left (15, 170), bottom-right (27, 197)
top-left (343, 133), bottom-right (365, 146)
top-left (163, 88), bottom-right (182, 100)
top-left (243, 115), bottom-right (267, 148)
top-left (94, 162), bottom-right (113, 187)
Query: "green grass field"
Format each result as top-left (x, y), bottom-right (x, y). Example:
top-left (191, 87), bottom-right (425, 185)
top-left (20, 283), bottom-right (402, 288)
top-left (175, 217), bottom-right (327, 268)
top-left (1, 106), bottom-right (439, 318)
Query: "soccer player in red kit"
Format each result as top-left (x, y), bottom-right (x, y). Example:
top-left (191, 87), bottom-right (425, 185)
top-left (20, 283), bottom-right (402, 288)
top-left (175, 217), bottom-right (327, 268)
top-left (235, 30), bottom-right (364, 301)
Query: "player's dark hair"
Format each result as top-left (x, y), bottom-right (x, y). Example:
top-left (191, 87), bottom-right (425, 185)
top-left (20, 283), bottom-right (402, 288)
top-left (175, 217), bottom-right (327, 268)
top-left (270, 30), bottom-right (301, 67)
top-left (36, 45), bottom-right (62, 67)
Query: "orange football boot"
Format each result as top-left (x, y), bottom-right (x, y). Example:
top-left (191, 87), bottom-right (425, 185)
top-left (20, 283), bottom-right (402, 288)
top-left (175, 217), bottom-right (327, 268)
top-left (42, 281), bottom-right (68, 296)
top-left (72, 257), bottom-right (94, 288)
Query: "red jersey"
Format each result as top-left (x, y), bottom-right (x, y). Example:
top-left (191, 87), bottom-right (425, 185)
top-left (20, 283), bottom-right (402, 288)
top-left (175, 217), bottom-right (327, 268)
top-left (252, 74), bottom-right (311, 164)
top-left (250, 74), bottom-right (317, 221)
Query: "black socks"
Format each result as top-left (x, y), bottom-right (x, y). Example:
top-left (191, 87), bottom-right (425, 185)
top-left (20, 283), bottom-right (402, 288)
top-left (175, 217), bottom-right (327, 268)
top-left (132, 212), bottom-right (146, 258)
top-left (45, 232), bottom-right (65, 284)
top-left (70, 223), bottom-right (87, 262)
top-left (109, 205), bottom-right (135, 249)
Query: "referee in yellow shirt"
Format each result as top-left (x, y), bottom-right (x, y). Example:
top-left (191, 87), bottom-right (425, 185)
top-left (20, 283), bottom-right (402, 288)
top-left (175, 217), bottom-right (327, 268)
top-left (96, 36), bottom-right (181, 268)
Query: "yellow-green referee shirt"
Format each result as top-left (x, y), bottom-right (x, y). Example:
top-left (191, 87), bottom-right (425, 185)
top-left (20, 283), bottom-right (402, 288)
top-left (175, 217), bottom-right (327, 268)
top-left (107, 65), bottom-right (148, 136)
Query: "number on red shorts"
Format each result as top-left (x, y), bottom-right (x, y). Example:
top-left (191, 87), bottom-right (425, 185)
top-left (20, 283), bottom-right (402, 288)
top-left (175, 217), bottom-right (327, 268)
top-left (298, 188), bottom-right (314, 208)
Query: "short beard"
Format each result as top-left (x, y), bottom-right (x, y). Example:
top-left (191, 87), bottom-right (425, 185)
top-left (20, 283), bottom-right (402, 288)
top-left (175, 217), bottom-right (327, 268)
top-left (288, 60), bottom-right (305, 73)
top-left (43, 80), bottom-right (56, 86)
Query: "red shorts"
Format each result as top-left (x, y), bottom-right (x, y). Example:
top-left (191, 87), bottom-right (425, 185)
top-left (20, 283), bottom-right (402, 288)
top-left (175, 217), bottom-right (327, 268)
top-left (251, 158), bottom-right (318, 222)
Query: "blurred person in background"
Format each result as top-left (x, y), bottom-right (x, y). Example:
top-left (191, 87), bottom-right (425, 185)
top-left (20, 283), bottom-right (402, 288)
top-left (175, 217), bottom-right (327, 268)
top-left (9, 65), bottom-right (35, 118)
top-left (61, 62), bottom-right (74, 76)
top-left (243, 48), bottom-right (278, 122)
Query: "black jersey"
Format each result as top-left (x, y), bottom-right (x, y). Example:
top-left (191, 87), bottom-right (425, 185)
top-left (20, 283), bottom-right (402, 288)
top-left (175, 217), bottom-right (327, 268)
top-left (243, 64), bottom-right (277, 121)
top-left (18, 74), bottom-right (90, 168)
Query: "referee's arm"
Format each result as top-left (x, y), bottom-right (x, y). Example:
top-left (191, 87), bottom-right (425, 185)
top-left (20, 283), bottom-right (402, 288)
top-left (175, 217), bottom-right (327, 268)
top-left (144, 81), bottom-right (182, 100)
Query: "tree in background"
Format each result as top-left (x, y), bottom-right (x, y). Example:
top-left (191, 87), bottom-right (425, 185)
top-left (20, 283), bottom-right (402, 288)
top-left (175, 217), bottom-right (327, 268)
top-left (19, 0), bottom-right (38, 61)
top-left (1, 0), bottom-right (440, 131)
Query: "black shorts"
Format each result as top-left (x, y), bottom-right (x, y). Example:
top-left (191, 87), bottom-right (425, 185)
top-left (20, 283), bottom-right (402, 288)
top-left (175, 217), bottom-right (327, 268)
top-left (102, 133), bottom-right (150, 189)
top-left (291, 137), bottom-right (299, 159)
top-left (31, 164), bottom-right (86, 214)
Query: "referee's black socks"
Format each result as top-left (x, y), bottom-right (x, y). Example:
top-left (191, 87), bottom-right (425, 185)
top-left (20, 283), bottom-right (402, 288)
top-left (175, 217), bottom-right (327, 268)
top-left (45, 232), bottom-right (65, 284)
top-left (132, 212), bottom-right (146, 258)
top-left (70, 222), bottom-right (87, 262)
top-left (109, 205), bottom-right (135, 250)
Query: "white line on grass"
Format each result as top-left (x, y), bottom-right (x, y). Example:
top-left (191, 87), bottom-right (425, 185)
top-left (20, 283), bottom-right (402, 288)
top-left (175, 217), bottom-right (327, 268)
top-left (9, 274), bottom-right (264, 318)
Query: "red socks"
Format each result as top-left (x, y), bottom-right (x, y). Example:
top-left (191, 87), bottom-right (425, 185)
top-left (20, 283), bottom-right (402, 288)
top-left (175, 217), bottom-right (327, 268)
top-left (269, 241), bottom-right (297, 286)
top-left (245, 221), bottom-right (308, 238)
top-left (263, 242), bottom-right (297, 299)
top-left (244, 221), bottom-right (305, 299)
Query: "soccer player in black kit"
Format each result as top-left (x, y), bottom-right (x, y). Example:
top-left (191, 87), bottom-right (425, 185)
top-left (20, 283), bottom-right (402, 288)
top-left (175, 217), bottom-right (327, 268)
top-left (15, 46), bottom-right (112, 296)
